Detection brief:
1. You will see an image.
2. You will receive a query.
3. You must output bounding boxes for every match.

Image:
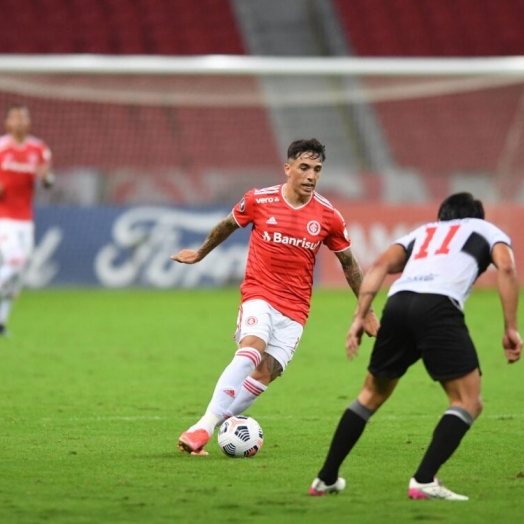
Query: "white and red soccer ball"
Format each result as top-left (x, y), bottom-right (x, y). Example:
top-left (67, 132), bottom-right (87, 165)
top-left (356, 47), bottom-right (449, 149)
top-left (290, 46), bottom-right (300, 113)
top-left (218, 416), bottom-right (264, 458)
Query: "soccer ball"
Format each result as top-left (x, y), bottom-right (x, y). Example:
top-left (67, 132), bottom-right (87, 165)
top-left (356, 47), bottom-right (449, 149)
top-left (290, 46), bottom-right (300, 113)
top-left (217, 416), bottom-right (264, 458)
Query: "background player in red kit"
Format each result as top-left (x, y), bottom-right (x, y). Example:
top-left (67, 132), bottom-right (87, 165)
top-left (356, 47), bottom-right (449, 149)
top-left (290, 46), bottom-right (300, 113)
top-left (0, 104), bottom-right (54, 335)
top-left (171, 138), bottom-right (380, 455)
top-left (308, 192), bottom-right (521, 500)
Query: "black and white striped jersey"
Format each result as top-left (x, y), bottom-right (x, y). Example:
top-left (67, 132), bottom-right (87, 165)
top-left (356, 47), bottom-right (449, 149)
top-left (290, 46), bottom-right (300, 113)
top-left (388, 218), bottom-right (511, 309)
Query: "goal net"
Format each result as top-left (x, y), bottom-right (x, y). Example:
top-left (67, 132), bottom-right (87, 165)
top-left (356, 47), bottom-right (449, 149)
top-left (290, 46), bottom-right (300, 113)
top-left (0, 55), bottom-right (522, 287)
top-left (1, 55), bottom-right (523, 207)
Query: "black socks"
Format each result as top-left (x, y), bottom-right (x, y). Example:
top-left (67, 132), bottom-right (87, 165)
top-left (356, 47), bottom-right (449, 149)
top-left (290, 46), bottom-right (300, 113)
top-left (318, 400), bottom-right (373, 485)
top-left (414, 407), bottom-right (473, 484)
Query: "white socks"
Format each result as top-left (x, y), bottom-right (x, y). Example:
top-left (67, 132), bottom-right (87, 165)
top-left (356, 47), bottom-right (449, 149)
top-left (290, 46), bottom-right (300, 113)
top-left (0, 263), bottom-right (21, 327)
top-left (221, 376), bottom-right (267, 422)
top-left (0, 298), bottom-right (13, 326)
top-left (189, 347), bottom-right (262, 435)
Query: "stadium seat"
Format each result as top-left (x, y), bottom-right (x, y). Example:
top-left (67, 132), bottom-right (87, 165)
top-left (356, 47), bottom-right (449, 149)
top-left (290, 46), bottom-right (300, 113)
top-left (333, 0), bottom-right (524, 187)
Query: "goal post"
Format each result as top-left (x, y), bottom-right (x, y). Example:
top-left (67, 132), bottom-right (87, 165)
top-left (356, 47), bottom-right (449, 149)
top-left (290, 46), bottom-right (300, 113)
top-left (1, 54), bottom-right (524, 75)
top-left (0, 54), bottom-right (521, 287)
top-left (1, 53), bottom-right (523, 204)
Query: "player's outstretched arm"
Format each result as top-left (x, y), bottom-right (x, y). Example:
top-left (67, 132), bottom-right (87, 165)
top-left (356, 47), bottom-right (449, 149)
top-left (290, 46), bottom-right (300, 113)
top-left (335, 248), bottom-right (379, 337)
top-left (492, 242), bottom-right (522, 363)
top-left (502, 329), bottom-right (522, 364)
top-left (335, 248), bottom-right (364, 296)
top-left (346, 317), bottom-right (365, 359)
top-left (345, 244), bottom-right (407, 358)
top-left (171, 212), bottom-right (240, 264)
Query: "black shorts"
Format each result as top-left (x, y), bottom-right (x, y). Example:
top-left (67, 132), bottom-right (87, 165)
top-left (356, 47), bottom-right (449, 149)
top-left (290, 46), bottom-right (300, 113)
top-left (368, 292), bottom-right (480, 381)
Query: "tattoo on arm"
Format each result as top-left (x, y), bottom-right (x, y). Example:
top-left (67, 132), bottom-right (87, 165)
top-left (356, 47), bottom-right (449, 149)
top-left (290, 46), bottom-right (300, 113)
top-left (336, 250), bottom-right (364, 297)
top-left (199, 213), bottom-right (239, 258)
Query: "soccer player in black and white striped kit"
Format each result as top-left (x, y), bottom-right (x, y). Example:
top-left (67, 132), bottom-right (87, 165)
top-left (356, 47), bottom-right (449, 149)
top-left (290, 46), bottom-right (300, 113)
top-left (309, 192), bottom-right (522, 501)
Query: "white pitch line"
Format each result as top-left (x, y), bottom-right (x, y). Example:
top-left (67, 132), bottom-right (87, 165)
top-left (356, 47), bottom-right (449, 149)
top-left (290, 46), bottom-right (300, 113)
top-left (40, 415), bottom-right (165, 422)
top-left (377, 413), bottom-right (524, 421)
top-left (37, 413), bottom-right (524, 423)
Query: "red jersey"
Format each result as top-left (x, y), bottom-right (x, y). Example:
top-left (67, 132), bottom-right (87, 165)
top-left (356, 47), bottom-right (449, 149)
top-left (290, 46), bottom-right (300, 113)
top-left (233, 184), bottom-right (351, 325)
top-left (0, 134), bottom-right (52, 220)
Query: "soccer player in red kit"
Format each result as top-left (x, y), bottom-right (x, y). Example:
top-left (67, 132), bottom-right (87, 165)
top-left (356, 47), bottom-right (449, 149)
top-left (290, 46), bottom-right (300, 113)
top-left (0, 104), bottom-right (54, 335)
top-left (309, 192), bottom-right (521, 500)
top-left (171, 138), bottom-right (380, 455)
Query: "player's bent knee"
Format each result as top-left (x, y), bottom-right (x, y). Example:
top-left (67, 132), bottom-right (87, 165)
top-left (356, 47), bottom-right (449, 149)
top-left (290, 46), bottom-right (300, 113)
top-left (263, 353), bottom-right (283, 381)
top-left (239, 335), bottom-right (266, 353)
top-left (451, 397), bottom-right (482, 420)
top-left (473, 397), bottom-right (483, 419)
top-left (357, 387), bottom-right (390, 411)
top-left (269, 369), bottom-right (282, 382)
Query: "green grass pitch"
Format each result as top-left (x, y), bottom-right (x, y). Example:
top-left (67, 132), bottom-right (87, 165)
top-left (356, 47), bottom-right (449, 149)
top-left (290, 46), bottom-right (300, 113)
top-left (1, 288), bottom-right (523, 524)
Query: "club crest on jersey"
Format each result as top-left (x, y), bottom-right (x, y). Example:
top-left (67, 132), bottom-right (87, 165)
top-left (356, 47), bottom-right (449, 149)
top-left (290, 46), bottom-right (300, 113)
top-left (307, 220), bottom-right (321, 236)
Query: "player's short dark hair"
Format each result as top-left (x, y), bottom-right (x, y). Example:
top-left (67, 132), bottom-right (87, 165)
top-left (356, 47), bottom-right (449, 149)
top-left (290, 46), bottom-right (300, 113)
top-left (6, 103), bottom-right (30, 117)
top-left (287, 138), bottom-right (326, 162)
top-left (437, 192), bottom-right (485, 221)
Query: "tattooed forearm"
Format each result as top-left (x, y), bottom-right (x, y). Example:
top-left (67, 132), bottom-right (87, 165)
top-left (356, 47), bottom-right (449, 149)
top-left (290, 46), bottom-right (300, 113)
top-left (336, 250), bottom-right (364, 297)
top-left (198, 213), bottom-right (239, 258)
